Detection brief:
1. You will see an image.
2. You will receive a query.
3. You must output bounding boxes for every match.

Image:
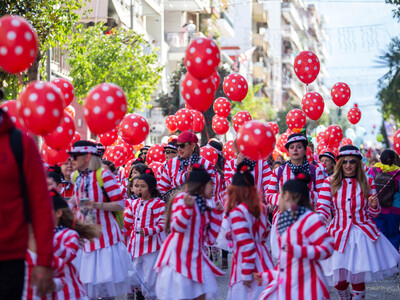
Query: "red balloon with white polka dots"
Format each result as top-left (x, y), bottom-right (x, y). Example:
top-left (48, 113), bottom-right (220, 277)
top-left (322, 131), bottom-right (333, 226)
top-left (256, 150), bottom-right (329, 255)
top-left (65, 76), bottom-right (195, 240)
top-left (324, 125), bottom-right (343, 148)
top-left (190, 110), bottom-right (205, 133)
top-left (99, 127), bottom-right (119, 146)
top-left (106, 145), bottom-right (128, 168)
top-left (331, 82), bottom-right (351, 107)
top-left (223, 140), bottom-right (236, 160)
top-left (393, 130), bottom-right (400, 155)
top-left (347, 104), bottom-right (361, 125)
top-left (232, 111), bottom-right (252, 132)
top-left (184, 37), bottom-right (220, 79)
top-left (200, 145), bottom-right (218, 165)
top-left (212, 115), bottom-right (229, 135)
top-left (301, 92), bottom-right (324, 121)
top-left (267, 122), bottom-right (279, 135)
top-left (213, 97), bottom-right (231, 118)
top-left (236, 120), bottom-right (276, 160)
top-left (119, 113), bottom-right (149, 145)
top-left (0, 15), bottom-right (38, 74)
top-left (40, 142), bottom-right (69, 166)
top-left (223, 73), bottom-right (248, 102)
top-left (211, 70), bottom-right (220, 90)
top-left (165, 115), bottom-right (177, 133)
top-left (51, 78), bottom-right (75, 107)
top-left (293, 51), bottom-right (320, 85)
top-left (17, 81), bottom-right (64, 136)
top-left (43, 111), bottom-right (75, 150)
top-left (175, 108), bottom-right (193, 131)
top-left (147, 144), bottom-right (166, 164)
top-left (84, 83), bottom-right (127, 135)
top-left (181, 72), bottom-right (215, 112)
top-left (286, 109), bottom-right (306, 131)
top-left (0, 100), bottom-right (24, 129)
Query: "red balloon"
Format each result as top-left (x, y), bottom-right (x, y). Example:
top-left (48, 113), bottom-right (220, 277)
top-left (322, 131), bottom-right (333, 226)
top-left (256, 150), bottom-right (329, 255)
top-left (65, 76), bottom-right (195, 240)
top-left (106, 145), bottom-right (129, 168)
top-left (71, 131), bottom-right (81, 145)
top-left (99, 128), bottom-right (119, 146)
top-left (347, 104), bottom-right (361, 125)
top-left (84, 83), bottom-right (127, 135)
top-left (306, 147), bottom-right (313, 164)
top-left (393, 130), bottom-right (400, 155)
top-left (212, 115), bottom-right (229, 135)
top-left (236, 121), bottom-right (276, 160)
top-left (184, 37), bottom-right (220, 79)
top-left (324, 125), bottom-right (343, 148)
top-left (223, 73), bottom-right (248, 102)
top-left (286, 109), bottom-right (306, 131)
top-left (44, 112), bottom-right (75, 150)
top-left (147, 144), bottom-right (166, 164)
top-left (223, 141), bottom-right (236, 160)
top-left (0, 100), bottom-right (24, 129)
top-left (18, 81), bottom-right (64, 136)
top-left (267, 122), bottom-right (279, 135)
top-left (0, 15), bottom-right (38, 74)
top-left (165, 115), bottom-right (178, 133)
top-left (317, 143), bottom-right (327, 155)
top-left (64, 105), bottom-right (75, 118)
top-left (301, 92), bottom-right (324, 120)
top-left (232, 111), bottom-right (252, 132)
top-left (149, 161), bottom-right (162, 177)
top-left (191, 110), bottom-right (205, 133)
top-left (213, 97), bottom-right (231, 118)
top-left (175, 108), bottom-right (193, 131)
top-left (277, 132), bottom-right (290, 154)
top-left (120, 113), bottom-right (149, 145)
top-left (200, 145), bottom-right (218, 165)
top-left (331, 82), bottom-right (351, 107)
top-left (40, 142), bottom-right (69, 166)
top-left (294, 51), bottom-right (320, 84)
top-left (341, 138), bottom-right (353, 146)
top-left (51, 78), bottom-right (75, 107)
top-left (317, 132), bottom-right (325, 143)
top-left (181, 72), bottom-right (215, 112)
top-left (211, 70), bottom-right (220, 90)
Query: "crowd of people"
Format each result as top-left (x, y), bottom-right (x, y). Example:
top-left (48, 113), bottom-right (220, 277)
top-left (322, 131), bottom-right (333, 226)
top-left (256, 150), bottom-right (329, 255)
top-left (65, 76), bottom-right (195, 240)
top-left (1, 106), bottom-right (400, 300)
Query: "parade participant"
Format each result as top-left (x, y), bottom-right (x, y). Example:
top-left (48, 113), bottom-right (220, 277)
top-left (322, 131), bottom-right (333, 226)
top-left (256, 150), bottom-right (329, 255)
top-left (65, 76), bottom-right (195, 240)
top-left (47, 166), bottom-right (63, 194)
top-left (272, 161), bottom-right (282, 171)
top-left (60, 158), bottom-right (74, 199)
top-left (319, 151), bottom-right (336, 177)
top-left (68, 140), bottom-right (135, 299)
top-left (317, 145), bottom-right (400, 300)
top-left (139, 146), bottom-right (150, 163)
top-left (155, 164), bottom-right (224, 300)
top-left (258, 173), bottom-right (334, 300)
top-left (157, 131), bottom-right (215, 203)
top-left (124, 171), bottom-right (165, 300)
top-left (102, 160), bottom-right (117, 175)
top-left (226, 162), bottom-right (273, 300)
top-left (0, 107), bottom-right (54, 299)
top-left (367, 149), bottom-right (400, 250)
top-left (156, 140), bottom-right (178, 182)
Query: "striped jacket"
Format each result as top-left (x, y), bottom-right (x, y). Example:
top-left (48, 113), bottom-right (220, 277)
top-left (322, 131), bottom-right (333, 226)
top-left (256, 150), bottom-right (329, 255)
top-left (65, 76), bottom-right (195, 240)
top-left (124, 197), bottom-right (165, 257)
top-left (224, 159), bottom-right (272, 199)
top-left (228, 203), bottom-right (273, 286)
top-left (260, 211), bottom-right (334, 300)
top-left (73, 169), bottom-right (125, 252)
top-left (266, 164), bottom-right (325, 210)
top-left (154, 192), bottom-right (224, 283)
top-left (317, 176), bottom-right (380, 252)
top-left (54, 228), bottom-right (87, 300)
top-left (157, 156), bottom-right (216, 194)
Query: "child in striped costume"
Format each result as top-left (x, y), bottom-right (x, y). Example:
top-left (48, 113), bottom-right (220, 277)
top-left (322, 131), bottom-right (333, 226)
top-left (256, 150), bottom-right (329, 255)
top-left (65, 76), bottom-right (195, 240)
top-left (155, 164), bottom-right (224, 300)
top-left (124, 171), bottom-right (165, 300)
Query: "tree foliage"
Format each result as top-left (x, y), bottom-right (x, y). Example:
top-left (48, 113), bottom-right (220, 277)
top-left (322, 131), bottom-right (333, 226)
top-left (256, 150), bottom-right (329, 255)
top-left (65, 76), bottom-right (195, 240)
top-left (386, 0), bottom-right (400, 20)
top-left (0, 0), bottom-right (85, 99)
top-left (67, 23), bottom-right (163, 112)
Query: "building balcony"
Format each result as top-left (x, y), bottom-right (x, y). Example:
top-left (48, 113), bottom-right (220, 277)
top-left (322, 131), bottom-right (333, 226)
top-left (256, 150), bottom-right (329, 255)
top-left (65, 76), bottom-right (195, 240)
top-left (282, 25), bottom-right (302, 52)
top-left (215, 11), bottom-right (234, 38)
top-left (282, 53), bottom-right (295, 66)
top-left (253, 1), bottom-right (268, 22)
top-left (282, 77), bottom-right (303, 100)
top-left (164, 0), bottom-right (211, 12)
top-left (253, 33), bottom-right (269, 54)
top-left (282, 2), bottom-right (304, 31)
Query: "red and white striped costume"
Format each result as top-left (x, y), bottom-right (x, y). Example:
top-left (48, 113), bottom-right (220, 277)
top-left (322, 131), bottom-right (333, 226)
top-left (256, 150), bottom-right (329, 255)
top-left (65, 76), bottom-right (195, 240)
top-left (317, 176), bottom-right (380, 252)
top-left (54, 228), bottom-right (87, 300)
top-left (154, 192), bottom-right (224, 283)
top-left (266, 164), bottom-right (325, 211)
top-left (157, 156), bottom-right (215, 194)
top-left (224, 159), bottom-right (271, 199)
top-left (124, 197), bottom-right (165, 257)
top-left (73, 169), bottom-right (125, 252)
top-left (23, 250), bottom-right (66, 300)
top-left (260, 211), bottom-right (334, 300)
top-left (213, 170), bottom-right (227, 207)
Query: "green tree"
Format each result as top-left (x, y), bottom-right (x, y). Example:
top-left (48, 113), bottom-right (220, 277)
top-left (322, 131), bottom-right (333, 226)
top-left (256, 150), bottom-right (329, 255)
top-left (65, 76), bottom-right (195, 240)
top-left (67, 23), bottom-right (163, 112)
top-left (386, 0), bottom-right (400, 20)
top-left (0, 0), bottom-right (85, 99)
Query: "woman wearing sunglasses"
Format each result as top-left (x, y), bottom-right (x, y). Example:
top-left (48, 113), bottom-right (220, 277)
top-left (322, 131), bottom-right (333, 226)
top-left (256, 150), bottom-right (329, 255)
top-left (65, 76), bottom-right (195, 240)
top-left (317, 145), bottom-right (400, 300)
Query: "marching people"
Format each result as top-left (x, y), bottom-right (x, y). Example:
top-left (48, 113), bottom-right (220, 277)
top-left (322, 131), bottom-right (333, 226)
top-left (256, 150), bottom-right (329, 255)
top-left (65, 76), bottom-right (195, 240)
top-left (317, 145), bottom-right (400, 300)
top-left (319, 150), bottom-right (336, 178)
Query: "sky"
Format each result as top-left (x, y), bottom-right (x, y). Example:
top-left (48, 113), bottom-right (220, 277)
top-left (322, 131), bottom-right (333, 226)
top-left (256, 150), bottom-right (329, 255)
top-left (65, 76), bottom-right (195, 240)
top-left (308, 0), bottom-right (400, 145)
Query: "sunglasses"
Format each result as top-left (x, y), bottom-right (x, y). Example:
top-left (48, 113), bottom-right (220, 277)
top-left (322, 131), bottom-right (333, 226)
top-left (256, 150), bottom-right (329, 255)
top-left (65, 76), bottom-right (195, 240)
top-left (343, 159), bottom-right (357, 165)
top-left (163, 150), bottom-right (177, 155)
top-left (177, 142), bottom-right (190, 149)
top-left (70, 153), bottom-right (87, 160)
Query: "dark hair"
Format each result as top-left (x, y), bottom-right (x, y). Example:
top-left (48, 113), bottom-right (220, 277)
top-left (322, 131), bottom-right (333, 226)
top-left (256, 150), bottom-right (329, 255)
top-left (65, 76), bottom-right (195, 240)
top-left (126, 175), bottom-right (140, 198)
top-left (226, 185), bottom-right (261, 218)
top-left (273, 161), bottom-right (282, 168)
top-left (102, 160), bottom-right (116, 173)
top-left (129, 163), bottom-right (149, 176)
top-left (47, 165), bottom-right (62, 185)
top-left (282, 173), bottom-right (312, 215)
top-left (380, 149), bottom-right (396, 166)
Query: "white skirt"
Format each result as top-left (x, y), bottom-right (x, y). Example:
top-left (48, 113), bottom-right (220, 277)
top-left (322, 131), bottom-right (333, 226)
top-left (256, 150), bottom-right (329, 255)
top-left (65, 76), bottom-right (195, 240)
top-left (79, 241), bottom-right (138, 298)
top-left (215, 217), bottom-right (233, 252)
top-left (133, 251), bottom-right (159, 299)
top-left (322, 225), bottom-right (400, 286)
top-left (155, 263), bottom-right (219, 300)
top-left (227, 280), bottom-right (265, 300)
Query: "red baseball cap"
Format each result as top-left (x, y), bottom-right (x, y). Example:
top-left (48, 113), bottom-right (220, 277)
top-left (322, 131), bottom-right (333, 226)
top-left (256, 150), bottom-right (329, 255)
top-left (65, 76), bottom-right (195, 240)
top-left (177, 131), bottom-right (198, 144)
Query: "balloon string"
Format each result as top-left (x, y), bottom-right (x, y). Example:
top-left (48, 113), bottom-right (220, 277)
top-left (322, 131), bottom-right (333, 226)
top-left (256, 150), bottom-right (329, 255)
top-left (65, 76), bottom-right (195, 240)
top-left (204, 115), bottom-right (210, 141)
top-left (306, 84), bottom-right (308, 93)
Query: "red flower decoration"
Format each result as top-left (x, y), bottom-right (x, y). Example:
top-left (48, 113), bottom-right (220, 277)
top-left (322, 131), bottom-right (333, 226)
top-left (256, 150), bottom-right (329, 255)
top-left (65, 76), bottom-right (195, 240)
top-left (240, 165), bottom-right (249, 173)
top-left (192, 163), bottom-right (201, 170)
top-left (145, 169), bottom-right (152, 174)
top-left (296, 173), bottom-right (306, 180)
